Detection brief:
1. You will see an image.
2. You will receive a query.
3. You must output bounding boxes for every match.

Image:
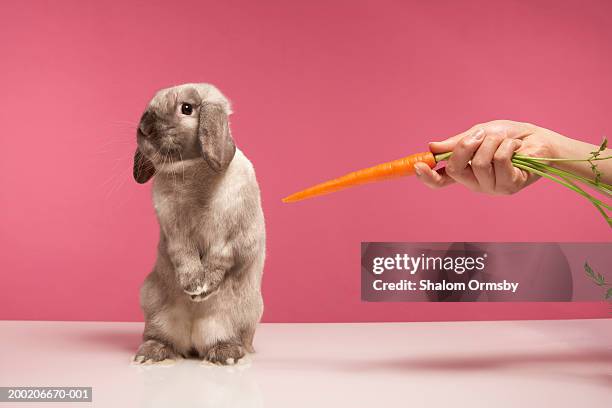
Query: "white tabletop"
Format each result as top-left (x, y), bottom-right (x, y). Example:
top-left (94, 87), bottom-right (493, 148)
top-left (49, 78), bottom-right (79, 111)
top-left (0, 319), bottom-right (610, 407)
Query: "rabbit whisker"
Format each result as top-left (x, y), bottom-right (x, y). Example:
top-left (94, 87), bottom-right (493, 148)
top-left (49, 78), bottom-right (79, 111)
top-left (169, 153), bottom-right (177, 188)
top-left (178, 151), bottom-right (185, 184)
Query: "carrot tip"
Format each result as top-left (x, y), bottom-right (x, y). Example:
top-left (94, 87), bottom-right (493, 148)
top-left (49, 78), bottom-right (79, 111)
top-left (282, 151), bottom-right (436, 203)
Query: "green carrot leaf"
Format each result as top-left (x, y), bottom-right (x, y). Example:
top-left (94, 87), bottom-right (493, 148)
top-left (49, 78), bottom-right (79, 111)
top-left (596, 273), bottom-right (606, 286)
top-left (588, 138), bottom-right (608, 182)
top-left (606, 288), bottom-right (612, 300)
top-left (585, 262), bottom-right (595, 278)
top-left (589, 160), bottom-right (603, 184)
top-left (590, 137), bottom-right (607, 158)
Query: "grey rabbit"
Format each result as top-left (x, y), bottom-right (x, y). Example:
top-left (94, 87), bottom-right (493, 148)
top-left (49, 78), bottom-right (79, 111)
top-left (132, 83), bottom-right (265, 365)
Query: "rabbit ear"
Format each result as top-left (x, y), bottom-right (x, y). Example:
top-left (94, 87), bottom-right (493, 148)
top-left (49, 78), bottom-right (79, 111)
top-left (198, 102), bottom-right (236, 172)
top-left (133, 149), bottom-right (155, 183)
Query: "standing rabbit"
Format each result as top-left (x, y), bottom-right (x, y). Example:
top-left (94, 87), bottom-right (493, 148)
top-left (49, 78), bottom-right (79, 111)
top-left (132, 83), bottom-right (265, 365)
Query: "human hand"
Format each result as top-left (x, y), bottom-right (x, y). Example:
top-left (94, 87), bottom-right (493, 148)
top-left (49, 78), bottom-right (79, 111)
top-left (414, 120), bottom-right (560, 195)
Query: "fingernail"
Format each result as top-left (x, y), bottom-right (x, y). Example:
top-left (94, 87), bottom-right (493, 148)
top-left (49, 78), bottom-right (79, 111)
top-left (472, 129), bottom-right (485, 141)
top-left (414, 165), bottom-right (423, 176)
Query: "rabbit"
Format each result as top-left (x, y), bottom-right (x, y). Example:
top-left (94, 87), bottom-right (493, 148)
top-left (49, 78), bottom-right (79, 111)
top-left (132, 83), bottom-right (265, 365)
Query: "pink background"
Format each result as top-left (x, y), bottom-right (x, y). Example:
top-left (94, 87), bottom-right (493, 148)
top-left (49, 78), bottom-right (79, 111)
top-left (1, 0), bottom-right (610, 322)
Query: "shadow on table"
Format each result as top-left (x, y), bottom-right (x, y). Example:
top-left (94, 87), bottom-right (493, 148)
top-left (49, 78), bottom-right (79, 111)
top-left (264, 349), bottom-right (612, 388)
top-left (372, 349), bottom-right (612, 371)
top-left (354, 350), bottom-right (612, 371)
top-left (370, 350), bottom-right (612, 389)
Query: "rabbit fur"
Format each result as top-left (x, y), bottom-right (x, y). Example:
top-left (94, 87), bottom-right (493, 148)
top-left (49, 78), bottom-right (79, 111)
top-left (132, 83), bottom-right (265, 365)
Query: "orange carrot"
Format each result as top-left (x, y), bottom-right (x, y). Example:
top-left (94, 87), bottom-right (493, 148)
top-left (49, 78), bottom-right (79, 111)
top-left (282, 151), bottom-right (440, 203)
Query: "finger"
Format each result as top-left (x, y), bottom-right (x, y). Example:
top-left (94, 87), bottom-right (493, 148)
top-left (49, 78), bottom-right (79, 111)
top-left (428, 124), bottom-right (481, 154)
top-left (414, 162), bottom-right (455, 189)
top-left (471, 133), bottom-right (505, 193)
top-left (444, 129), bottom-right (484, 191)
top-left (494, 139), bottom-right (527, 194)
top-left (429, 134), bottom-right (465, 154)
top-left (429, 132), bottom-right (470, 154)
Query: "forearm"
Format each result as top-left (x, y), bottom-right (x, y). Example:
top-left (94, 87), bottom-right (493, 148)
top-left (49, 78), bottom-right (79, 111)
top-left (166, 239), bottom-right (203, 291)
top-left (201, 243), bottom-right (233, 275)
top-left (548, 131), bottom-right (612, 184)
top-left (199, 242), bottom-right (234, 292)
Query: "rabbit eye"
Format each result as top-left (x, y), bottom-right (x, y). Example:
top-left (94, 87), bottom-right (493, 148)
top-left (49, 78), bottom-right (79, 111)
top-left (180, 103), bottom-right (193, 115)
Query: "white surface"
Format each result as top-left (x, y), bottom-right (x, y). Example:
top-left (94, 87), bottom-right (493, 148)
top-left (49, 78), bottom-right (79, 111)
top-left (0, 319), bottom-right (610, 407)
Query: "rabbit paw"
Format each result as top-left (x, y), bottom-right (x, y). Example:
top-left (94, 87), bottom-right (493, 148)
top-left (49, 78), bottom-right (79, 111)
top-left (133, 339), bottom-right (177, 364)
top-left (180, 270), bottom-right (207, 297)
top-left (204, 343), bottom-right (245, 365)
top-left (184, 266), bottom-right (224, 302)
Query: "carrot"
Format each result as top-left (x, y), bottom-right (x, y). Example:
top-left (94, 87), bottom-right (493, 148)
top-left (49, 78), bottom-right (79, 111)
top-left (282, 137), bottom-right (612, 227)
top-left (282, 151), bottom-right (440, 203)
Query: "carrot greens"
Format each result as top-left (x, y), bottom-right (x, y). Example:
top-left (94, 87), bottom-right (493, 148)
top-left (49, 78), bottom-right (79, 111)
top-left (438, 137), bottom-right (612, 227)
top-left (584, 262), bottom-right (612, 301)
top-left (283, 137), bottom-right (611, 227)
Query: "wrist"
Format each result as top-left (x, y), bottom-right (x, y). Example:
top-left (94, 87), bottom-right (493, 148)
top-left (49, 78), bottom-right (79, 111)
top-left (542, 128), bottom-right (567, 160)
